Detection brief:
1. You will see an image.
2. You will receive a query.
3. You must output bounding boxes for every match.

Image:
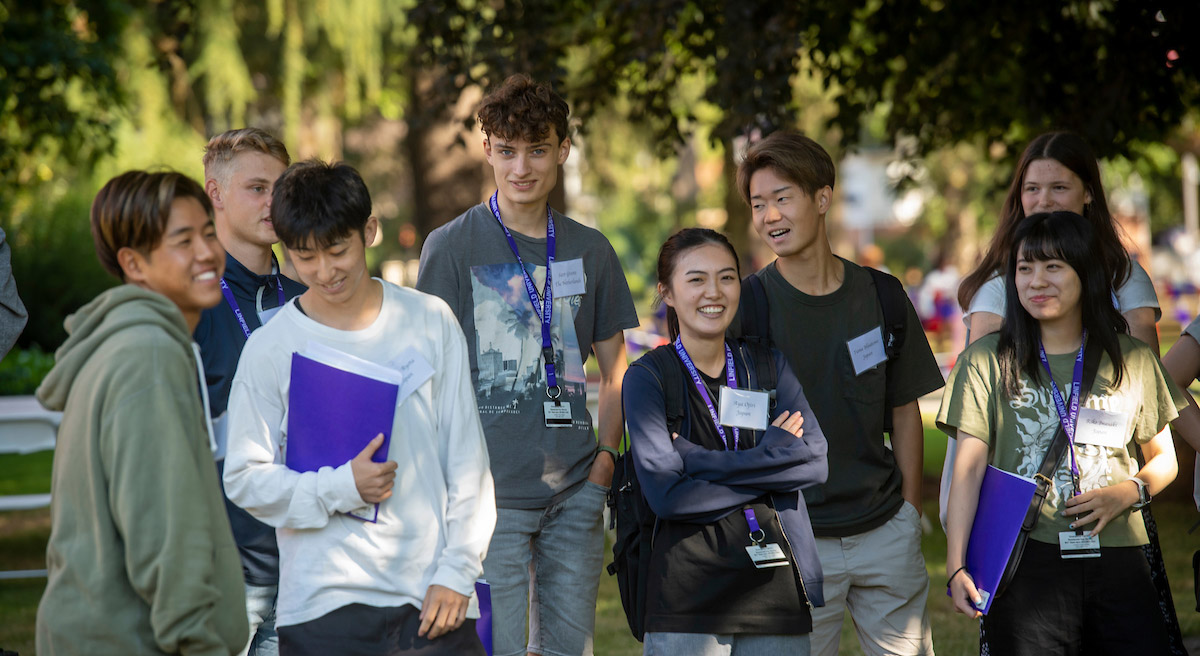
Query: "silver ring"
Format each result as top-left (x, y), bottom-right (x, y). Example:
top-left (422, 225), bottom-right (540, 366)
top-left (546, 385), bottom-right (562, 400)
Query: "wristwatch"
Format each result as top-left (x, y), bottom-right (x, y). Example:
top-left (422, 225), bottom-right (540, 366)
top-left (1129, 476), bottom-right (1151, 509)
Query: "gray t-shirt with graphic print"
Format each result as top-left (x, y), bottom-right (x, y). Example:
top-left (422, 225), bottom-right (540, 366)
top-left (417, 203), bottom-right (638, 509)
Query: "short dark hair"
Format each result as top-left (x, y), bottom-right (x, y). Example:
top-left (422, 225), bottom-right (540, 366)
top-left (737, 131), bottom-right (836, 206)
top-left (477, 74), bottom-right (570, 145)
top-left (90, 170), bottom-right (212, 280)
top-left (271, 160), bottom-right (372, 250)
top-left (998, 211), bottom-right (1127, 396)
top-left (655, 228), bottom-right (741, 341)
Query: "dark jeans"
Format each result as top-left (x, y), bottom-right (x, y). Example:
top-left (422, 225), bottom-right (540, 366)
top-left (277, 603), bottom-right (486, 656)
top-left (984, 539), bottom-right (1170, 656)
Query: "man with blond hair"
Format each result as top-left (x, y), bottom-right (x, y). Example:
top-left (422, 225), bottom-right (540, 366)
top-left (195, 127), bottom-right (305, 656)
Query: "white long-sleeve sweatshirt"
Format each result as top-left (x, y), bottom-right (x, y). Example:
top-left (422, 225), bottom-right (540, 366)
top-left (224, 280), bottom-right (496, 628)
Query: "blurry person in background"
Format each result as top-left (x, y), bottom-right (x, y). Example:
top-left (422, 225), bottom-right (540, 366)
top-left (0, 226), bottom-right (28, 358)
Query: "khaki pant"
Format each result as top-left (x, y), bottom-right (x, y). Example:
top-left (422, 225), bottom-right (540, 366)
top-left (809, 501), bottom-right (934, 656)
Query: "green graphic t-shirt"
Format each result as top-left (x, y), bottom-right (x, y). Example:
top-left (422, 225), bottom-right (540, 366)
top-left (937, 334), bottom-right (1186, 547)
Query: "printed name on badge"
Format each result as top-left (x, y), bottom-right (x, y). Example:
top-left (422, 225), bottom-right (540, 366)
top-left (1074, 407), bottom-right (1130, 449)
top-left (550, 258), bottom-right (587, 297)
top-left (718, 386), bottom-right (770, 431)
top-left (387, 348), bottom-right (435, 406)
top-left (544, 401), bottom-right (572, 428)
top-left (1058, 530), bottom-right (1101, 559)
top-left (745, 543), bottom-right (790, 568)
top-left (847, 326), bottom-right (888, 375)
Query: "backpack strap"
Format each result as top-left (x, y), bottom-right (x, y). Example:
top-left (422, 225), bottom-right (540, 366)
top-left (740, 274), bottom-right (772, 345)
top-left (866, 267), bottom-right (908, 358)
top-left (638, 345), bottom-right (687, 437)
top-left (865, 267), bottom-right (909, 433)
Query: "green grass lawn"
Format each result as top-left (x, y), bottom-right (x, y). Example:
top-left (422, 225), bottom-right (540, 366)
top-left (5, 441), bottom-right (1200, 655)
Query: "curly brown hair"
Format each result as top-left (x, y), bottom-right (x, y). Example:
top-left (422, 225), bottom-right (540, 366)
top-left (477, 74), bottom-right (570, 145)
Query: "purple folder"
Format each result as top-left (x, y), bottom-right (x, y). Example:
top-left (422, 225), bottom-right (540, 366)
top-left (286, 352), bottom-right (399, 521)
top-left (475, 581), bottom-right (492, 655)
top-left (947, 465), bottom-right (1037, 614)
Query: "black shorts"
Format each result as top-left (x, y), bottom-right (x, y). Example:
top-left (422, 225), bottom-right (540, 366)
top-left (277, 603), bottom-right (486, 656)
top-left (984, 539), bottom-right (1170, 656)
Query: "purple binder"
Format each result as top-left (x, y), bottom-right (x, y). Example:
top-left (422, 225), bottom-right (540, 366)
top-left (286, 352), bottom-right (399, 521)
top-left (948, 465), bottom-right (1037, 614)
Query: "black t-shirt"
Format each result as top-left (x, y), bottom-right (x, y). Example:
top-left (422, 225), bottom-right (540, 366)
top-left (644, 362), bottom-right (812, 635)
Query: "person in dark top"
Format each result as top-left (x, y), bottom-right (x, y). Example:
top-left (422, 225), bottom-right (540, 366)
top-left (623, 228), bottom-right (828, 655)
top-left (193, 127), bottom-right (305, 656)
top-left (735, 132), bottom-right (944, 655)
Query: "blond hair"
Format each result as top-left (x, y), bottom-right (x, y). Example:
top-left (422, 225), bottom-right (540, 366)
top-left (202, 128), bottom-right (290, 188)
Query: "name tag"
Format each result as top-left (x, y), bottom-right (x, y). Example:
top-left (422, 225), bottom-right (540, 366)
top-left (847, 326), bottom-right (888, 375)
top-left (387, 348), bottom-right (435, 406)
top-left (1074, 408), bottom-right (1130, 448)
top-left (1059, 530), bottom-right (1100, 559)
top-left (718, 386), bottom-right (770, 431)
top-left (550, 259), bottom-right (587, 297)
top-left (745, 543), bottom-right (790, 568)
top-left (544, 401), bottom-right (572, 428)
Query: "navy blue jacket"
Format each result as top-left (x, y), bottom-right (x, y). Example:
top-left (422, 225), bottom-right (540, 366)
top-left (194, 252), bottom-right (305, 586)
top-left (623, 340), bottom-right (828, 608)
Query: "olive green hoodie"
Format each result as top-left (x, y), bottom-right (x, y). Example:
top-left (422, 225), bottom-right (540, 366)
top-left (35, 285), bottom-right (248, 655)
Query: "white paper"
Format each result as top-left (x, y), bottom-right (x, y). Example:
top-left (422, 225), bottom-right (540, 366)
top-left (1074, 407), bottom-right (1130, 448)
top-left (303, 341), bottom-right (406, 385)
top-left (847, 326), bottom-right (888, 375)
top-left (550, 258), bottom-right (587, 297)
top-left (718, 386), bottom-right (770, 431)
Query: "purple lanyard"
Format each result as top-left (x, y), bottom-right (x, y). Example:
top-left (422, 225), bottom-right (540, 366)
top-left (220, 277), bottom-right (285, 340)
top-left (744, 508), bottom-right (765, 544)
top-left (1037, 329), bottom-right (1087, 495)
top-left (673, 337), bottom-right (740, 451)
top-left (488, 192), bottom-right (560, 396)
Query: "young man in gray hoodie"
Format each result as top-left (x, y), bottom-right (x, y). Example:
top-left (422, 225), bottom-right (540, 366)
top-left (36, 170), bottom-right (248, 655)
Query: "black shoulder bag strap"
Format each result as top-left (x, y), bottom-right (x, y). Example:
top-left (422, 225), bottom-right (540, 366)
top-left (642, 345), bottom-right (686, 436)
top-left (997, 339), bottom-right (1102, 597)
top-left (866, 267), bottom-right (908, 433)
top-left (740, 274), bottom-right (772, 346)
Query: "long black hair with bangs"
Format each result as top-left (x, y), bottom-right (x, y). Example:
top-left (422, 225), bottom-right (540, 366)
top-left (997, 211), bottom-right (1128, 396)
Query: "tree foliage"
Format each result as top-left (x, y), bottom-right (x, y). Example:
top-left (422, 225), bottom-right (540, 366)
top-left (0, 1), bottom-right (132, 208)
top-left (410, 0), bottom-right (1200, 158)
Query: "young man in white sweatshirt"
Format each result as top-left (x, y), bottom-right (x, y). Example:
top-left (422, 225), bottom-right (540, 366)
top-left (224, 159), bottom-right (496, 655)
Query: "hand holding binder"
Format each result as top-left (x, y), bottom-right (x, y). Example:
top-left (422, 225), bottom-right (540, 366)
top-left (351, 433), bottom-right (398, 503)
top-left (287, 351), bottom-right (401, 522)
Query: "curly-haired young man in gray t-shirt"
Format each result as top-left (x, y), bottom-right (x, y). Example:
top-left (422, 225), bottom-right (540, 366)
top-left (417, 75), bottom-right (638, 656)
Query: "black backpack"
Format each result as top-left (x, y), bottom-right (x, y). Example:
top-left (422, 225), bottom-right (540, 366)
top-left (739, 267), bottom-right (907, 431)
top-left (606, 341), bottom-right (777, 641)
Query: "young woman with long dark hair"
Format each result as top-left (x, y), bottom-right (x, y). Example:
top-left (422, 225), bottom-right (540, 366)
top-left (940, 211), bottom-right (1183, 654)
top-left (622, 228), bottom-right (828, 655)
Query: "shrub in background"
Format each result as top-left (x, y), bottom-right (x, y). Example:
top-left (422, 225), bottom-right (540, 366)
top-left (1, 188), bottom-right (117, 352)
top-left (0, 346), bottom-right (55, 396)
